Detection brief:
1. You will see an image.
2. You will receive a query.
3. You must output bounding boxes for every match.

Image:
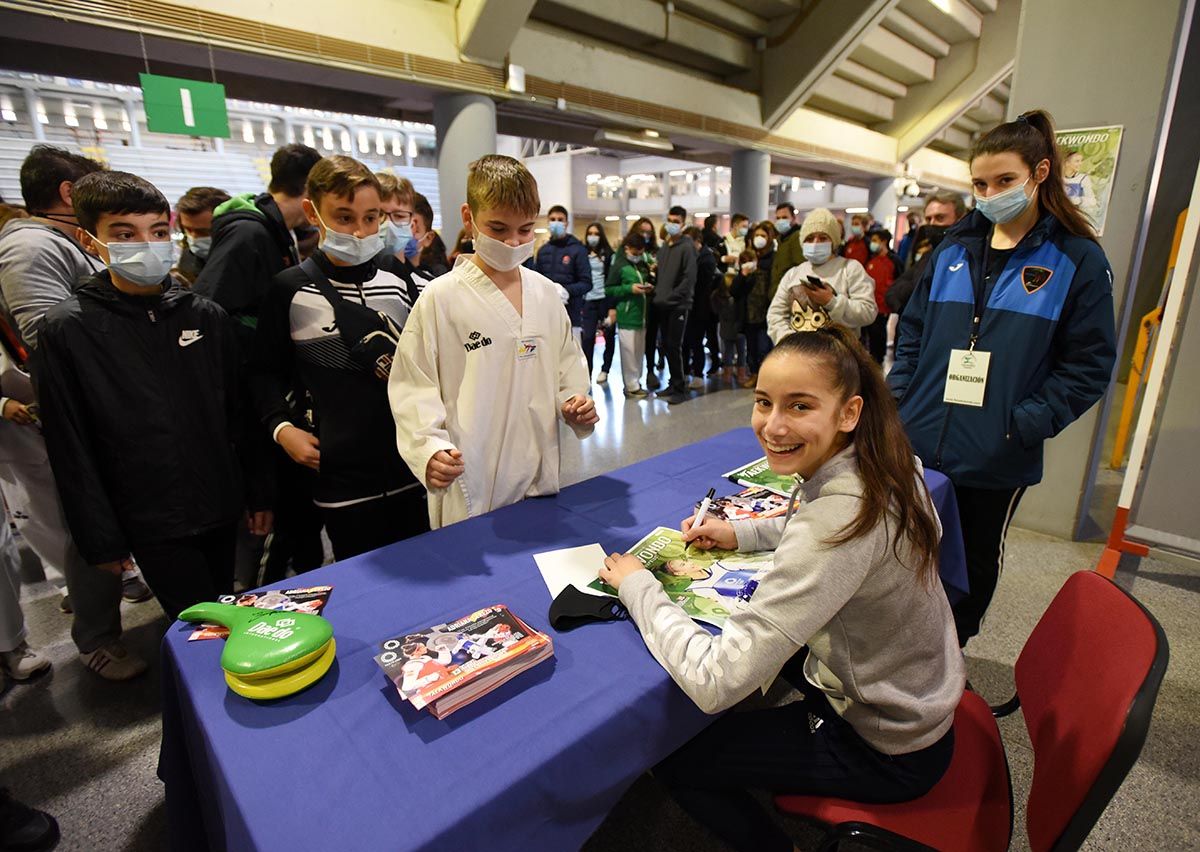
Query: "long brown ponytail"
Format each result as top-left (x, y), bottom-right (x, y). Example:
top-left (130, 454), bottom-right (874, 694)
top-left (766, 326), bottom-right (941, 587)
top-left (970, 109), bottom-right (1097, 242)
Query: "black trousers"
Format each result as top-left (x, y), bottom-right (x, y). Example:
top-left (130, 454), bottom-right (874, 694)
top-left (654, 675), bottom-right (955, 852)
top-left (133, 523), bottom-right (238, 622)
top-left (322, 487), bottom-right (430, 563)
top-left (580, 299), bottom-right (615, 375)
top-left (951, 483), bottom-right (1027, 646)
top-left (261, 455), bottom-right (326, 585)
top-left (652, 304), bottom-right (689, 394)
top-left (745, 322), bottom-right (772, 373)
top-left (683, 304), bottom-right (710, 377)
top-left (862, 313), bottom-right (889, 364)
top-left (705, 312), bottom-right (722, 371)
top-left (644, 299), bottom-right (660, 376)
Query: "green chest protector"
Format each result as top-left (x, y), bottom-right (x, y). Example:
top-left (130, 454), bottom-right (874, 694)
top-left (179, 602), bottom-right (337, 700)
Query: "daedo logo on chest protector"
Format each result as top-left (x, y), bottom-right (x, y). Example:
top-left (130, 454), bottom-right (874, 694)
top-left (463, 330), bottom-right (494, 352)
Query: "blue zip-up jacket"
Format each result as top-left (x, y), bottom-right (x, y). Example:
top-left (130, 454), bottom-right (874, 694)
top-left (888, 210), bottom-right (1116, 489)
top-left (533, 234), bottom-right (591, 326)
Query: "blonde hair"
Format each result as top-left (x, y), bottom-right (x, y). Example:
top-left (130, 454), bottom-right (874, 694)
top-left (376, 172), bottom-right (414, 205)
top-left (466, 154), bottom-right (540, 217)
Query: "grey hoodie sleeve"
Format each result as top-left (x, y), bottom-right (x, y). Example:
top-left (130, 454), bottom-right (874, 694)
top-left (617, 494), bottom-right (877, 714)
top-left (0, 233), bottom-right (83, 349)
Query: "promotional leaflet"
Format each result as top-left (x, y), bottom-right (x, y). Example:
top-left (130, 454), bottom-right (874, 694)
top-left (722, 457), bottom-right (799, 497)
top-left (374, 605), bottom-right (553, 719)
top-left (588, 527), bottom-right (773, 627)
top-left (699, 487), bottom-right (790, 522)
top-left (188, 586), bottom-right (334, 641)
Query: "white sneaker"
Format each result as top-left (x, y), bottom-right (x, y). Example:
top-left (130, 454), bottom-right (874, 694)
top-left (597, 371), bottom-right (609, 384)
top-left (1, 641), bottom-right (51, 681)
top-left (80, 641), bottom-right (148, 681)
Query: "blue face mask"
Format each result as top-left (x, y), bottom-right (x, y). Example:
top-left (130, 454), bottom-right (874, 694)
top-left (802, 241), bottom-right (832, 266)
top-left (665, 222), bottom-right (682, 237)
top-left (849, 224), bottom-right (864, 238)
top-left (974, 178), bottom-right (1033, 225)
top-left (737, 225), bottom-right (748, 238)
top-left (92, 236), bottom-right (174, 287)
top-left (775, 218), bottom-right (792, 236)
top-left (549, 221), bottom-right (567, 239)
top-left (383, 220), bottom-right (412, 255)
top-left (869, 241), bottom-right (883, 255)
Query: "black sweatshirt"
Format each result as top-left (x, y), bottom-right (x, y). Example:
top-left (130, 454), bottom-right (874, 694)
top-left (32, 273), bottom-right (243, 564)
top-left (250, 251), bottom-right (421, 507)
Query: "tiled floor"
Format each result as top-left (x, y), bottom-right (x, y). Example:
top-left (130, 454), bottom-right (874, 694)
top-left (2, 350), bottom-right (1196, 851)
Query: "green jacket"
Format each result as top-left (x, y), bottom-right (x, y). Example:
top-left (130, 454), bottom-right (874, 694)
top-left (606, 258), bottom-right (649, 329)
top-left (771, 229), bottom-right (803, 294)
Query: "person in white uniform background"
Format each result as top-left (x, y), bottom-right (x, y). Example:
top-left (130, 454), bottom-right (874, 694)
top-left (389, 155), bottom-right (598, 529)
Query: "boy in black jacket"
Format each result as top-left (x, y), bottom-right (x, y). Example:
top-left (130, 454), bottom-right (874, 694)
top-left (251, 156), bottom-right (428, 561)
top-left (33, 172), bottom-right (243, 621)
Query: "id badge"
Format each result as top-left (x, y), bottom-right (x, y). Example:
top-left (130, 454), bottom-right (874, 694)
top-left (516, 337), bottom-right (539, 362)
top-left (943, 349), bottom-right (991, 407)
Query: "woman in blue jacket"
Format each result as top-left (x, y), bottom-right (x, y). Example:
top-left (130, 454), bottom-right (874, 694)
top-left (889, 110), bottom-right (1116, 646)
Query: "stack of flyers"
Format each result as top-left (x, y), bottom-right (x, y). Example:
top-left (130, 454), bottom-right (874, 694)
top-left (187, 586), bottom-right (334, 641)
top-left (723, 457), bottom-right (800, 497)
top-left (589, 527), bottom-right (773, 627)
top-left (374, 605), bottom-right (553, 720)
top-left (699, 487), bottom-right (790, 522)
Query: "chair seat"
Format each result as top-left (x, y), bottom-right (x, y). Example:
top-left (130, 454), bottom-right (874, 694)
top-left (775, 690), bottom-right (1012, 852)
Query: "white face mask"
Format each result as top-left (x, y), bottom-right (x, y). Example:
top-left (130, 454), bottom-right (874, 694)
top-left (90, 235), bottom-right (174, 287)
top-left (189, 236), bottom-right (212, 259)
top-left (752, 235), bottom-right (768, 250)
top-left (473, 227), bottom-right (535, 271)
top-left (314, 209), bottom-right (384, 265)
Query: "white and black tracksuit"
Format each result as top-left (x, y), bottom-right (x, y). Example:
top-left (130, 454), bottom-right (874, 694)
top-left (251, 252), bottom-right (429, 561)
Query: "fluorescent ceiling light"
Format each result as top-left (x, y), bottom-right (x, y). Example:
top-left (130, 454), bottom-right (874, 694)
top-left (845, 207), bottom-right (869, 213)
top-left (604, 215), bottom-right (620, 221)
top-left (594, 128), bottom-right (673, 152)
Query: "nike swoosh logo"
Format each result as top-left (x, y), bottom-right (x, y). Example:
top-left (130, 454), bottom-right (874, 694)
top-left (178, 333), bottom-right (204, 348)
top-left (949, 262), bottom-right (965, 272)
top-left (322, 323), bottom-right (338, 333)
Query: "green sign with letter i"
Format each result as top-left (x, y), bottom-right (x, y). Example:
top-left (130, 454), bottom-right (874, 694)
top-left (139, 73), bottom-right (230, 138)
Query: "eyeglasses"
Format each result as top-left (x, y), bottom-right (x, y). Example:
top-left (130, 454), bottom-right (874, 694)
top-left (385, 210), bottom-right (412, 226)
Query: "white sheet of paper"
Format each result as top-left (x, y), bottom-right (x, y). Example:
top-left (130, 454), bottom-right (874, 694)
top-left (943, 348), bottom-right (991, 407)
top-left (534, 544), bottom-right (611, 600)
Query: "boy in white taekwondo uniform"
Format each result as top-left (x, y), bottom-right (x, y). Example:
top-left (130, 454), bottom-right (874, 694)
top-left (389, 155), bottom-right (598, 529)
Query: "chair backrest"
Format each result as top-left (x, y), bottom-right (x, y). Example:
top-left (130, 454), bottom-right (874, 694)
top-left (1015, 571), bottom-right (1168, 852)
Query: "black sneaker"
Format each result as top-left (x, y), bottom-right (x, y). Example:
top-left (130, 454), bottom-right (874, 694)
top-left (0, 789), bottom-right (60, 851)
top-left (645, 374), bottom-right (662, 391)
top-left (58, 596), bottom-right (71, 615)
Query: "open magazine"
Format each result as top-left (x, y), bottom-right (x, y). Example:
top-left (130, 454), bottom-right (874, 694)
top-left (187, 585), bottom-right (334, 641)
top-left (588, 527), bottom-right (774, 628)
top-left (699, 487), bottom-right (790, 522)
top-left (374, 605), bottom-right (553, 720)
top-left (722, 457), bottom-right (799, 497)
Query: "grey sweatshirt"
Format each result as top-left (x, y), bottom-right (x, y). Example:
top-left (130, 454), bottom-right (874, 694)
top-left (0, 219), bottom-right (101, 349)
top-left (653, 237), bottom-right (697, 309)
top-left (618, 446), bottom-right (964, 755)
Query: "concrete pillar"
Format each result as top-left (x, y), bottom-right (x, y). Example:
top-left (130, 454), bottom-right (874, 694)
top-left (730, 148), bottom-right (770, 222)
top-left (868, 177), bottom-right (897, 233)
top-left (432, 93), bottom-right (496, 228)
top-left (21, 87), bottom-right (45, 142)
top-left (123, 99), bottom-right (142, 149)
top-left (1005, 0), bottom-right (1191, 539)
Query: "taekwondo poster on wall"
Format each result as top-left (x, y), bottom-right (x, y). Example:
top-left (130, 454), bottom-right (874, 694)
top-left (1054, 125), bottom-right (1123, 236)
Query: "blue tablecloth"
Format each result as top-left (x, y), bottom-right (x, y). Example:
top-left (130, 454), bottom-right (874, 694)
top-left (159, 428), bottom-right (967, 852)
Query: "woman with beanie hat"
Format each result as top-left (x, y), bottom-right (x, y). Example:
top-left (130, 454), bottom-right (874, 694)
top-left (768, 208), bottom-right (877, 343)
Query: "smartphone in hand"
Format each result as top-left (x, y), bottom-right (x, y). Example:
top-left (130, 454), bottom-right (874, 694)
top-left (803, 275), bottom-right (829, 291)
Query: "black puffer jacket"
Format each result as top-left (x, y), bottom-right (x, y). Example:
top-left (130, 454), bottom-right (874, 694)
top-left (32, 273), bottom-right (243, 564)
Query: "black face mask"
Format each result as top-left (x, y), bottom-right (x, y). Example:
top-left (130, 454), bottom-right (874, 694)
top-left (549, 585), bottom-right (628, 631)
top-left (914, 224), bottom-right (948, 252)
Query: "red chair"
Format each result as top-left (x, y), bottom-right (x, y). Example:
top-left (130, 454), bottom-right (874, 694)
top-left (775, 571), bottom-right (1169, 851)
